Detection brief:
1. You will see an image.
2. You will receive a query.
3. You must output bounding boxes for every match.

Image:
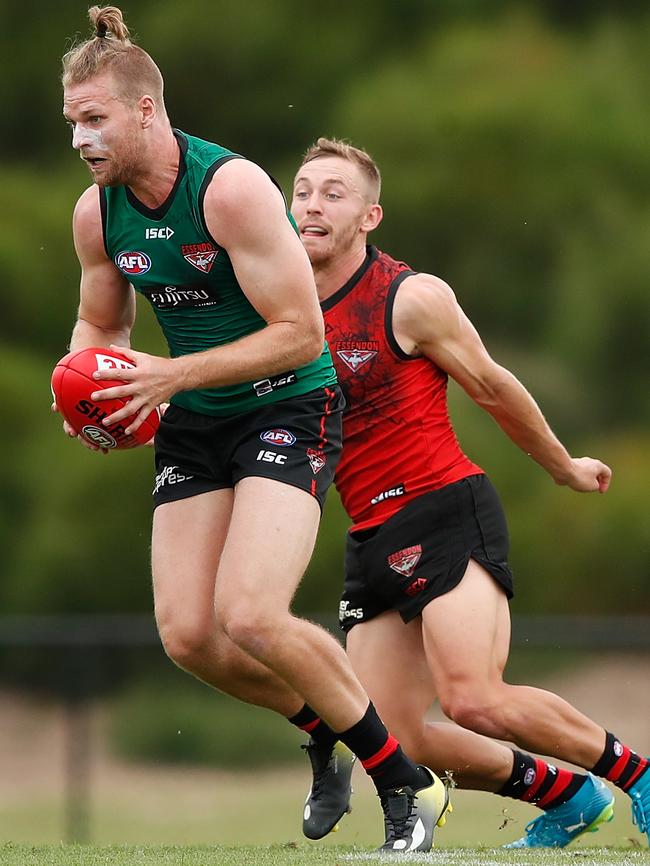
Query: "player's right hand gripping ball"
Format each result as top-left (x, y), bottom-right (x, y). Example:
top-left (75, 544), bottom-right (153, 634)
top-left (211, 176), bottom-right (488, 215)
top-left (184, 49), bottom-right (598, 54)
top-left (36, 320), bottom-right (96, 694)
top-left (51, 347), bottom-right (160, 449)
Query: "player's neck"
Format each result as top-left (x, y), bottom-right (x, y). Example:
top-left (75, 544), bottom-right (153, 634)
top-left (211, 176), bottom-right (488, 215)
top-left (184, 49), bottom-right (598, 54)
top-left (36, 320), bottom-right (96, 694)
top-left (126, 126), bottom-right (180, 209)
top-left (314, 245), bottom-right (369, 302)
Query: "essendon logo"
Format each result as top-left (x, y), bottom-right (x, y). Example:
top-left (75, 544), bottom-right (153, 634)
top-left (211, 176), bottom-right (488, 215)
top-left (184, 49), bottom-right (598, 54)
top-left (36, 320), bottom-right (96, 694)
top-left (336, 342), bottom-right (378, 373)
top-left (115, 251), bottom-right (152, 275)
top-left (405, 577), bottom-right (427, 597)
top-left (387, 544), bottom-right (422, 577)
top-left (307, 448), bottom-right (326, 474)
top-left (182, 242), bottom-right (218, 273)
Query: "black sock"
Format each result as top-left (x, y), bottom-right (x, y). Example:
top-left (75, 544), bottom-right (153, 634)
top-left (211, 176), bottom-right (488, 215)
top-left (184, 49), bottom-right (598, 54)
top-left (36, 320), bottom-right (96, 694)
top-left (497, 750), bottom-right (586, 810)
top-left (592, 731), bottom-right (649, 792)
top-left (336, 702), bottom-right (428, 792)
top-left (288, 704), bottom-right (337, 751)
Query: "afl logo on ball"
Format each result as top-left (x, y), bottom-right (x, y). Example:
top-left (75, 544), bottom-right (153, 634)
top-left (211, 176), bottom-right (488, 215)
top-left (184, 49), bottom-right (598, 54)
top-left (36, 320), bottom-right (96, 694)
top-left (260, 428), bottom-right (296, 447)
top-left (82, 425), bottom-right (118, 449)
top-left (115, 251), bottom-right (152, 275)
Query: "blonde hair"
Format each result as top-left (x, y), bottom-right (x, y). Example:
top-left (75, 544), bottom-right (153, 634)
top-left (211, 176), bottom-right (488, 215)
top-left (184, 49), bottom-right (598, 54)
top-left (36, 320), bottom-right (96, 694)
top-left (62, 6), bottom-right (165, 107)
top-left (301, 137), bottom-right (381, 203)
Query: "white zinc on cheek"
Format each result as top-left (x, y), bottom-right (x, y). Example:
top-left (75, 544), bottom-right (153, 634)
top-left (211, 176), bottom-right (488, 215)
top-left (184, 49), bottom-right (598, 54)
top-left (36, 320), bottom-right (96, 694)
top-left (73, 125), bottom-right (108, 151)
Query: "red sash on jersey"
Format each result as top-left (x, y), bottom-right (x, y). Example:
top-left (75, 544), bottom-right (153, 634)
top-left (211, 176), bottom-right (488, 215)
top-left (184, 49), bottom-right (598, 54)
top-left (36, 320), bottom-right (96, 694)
top-left (322, 246), bottom-right (483, 531)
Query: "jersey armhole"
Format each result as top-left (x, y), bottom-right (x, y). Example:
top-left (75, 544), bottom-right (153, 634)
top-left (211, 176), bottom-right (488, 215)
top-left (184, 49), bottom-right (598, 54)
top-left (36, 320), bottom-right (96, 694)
top-left (385, 270), bottom-right (418, 360)
top-left (198, 154), bottom-right (246, 246)
top-left (198, 157), bottom-right (291, 247)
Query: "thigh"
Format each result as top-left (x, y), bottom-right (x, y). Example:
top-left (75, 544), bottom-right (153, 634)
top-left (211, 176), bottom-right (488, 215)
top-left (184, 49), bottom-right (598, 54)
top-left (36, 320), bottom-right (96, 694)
top-left (421, 559), bottom-right (511, 690)
top-left (346, 611), bottom-right (436, 729)
top-left (152, 488), bottom-right (233, 628)
top-left (214, 476), bottom-right (322, 615)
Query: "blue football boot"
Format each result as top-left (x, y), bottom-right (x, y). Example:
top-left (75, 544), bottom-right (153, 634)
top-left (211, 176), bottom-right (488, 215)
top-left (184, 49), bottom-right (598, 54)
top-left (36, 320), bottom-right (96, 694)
top-left (629, 765), bottom-right (650, 846)
top-left (504, 773), bottom-right (614, 848)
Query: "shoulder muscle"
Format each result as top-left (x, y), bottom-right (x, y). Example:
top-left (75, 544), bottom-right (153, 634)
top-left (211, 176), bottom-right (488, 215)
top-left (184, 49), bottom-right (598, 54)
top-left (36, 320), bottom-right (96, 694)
top-left (393, 272), bottom-right (463, 356)
top-left (72, 185), bottom-right (108, 267)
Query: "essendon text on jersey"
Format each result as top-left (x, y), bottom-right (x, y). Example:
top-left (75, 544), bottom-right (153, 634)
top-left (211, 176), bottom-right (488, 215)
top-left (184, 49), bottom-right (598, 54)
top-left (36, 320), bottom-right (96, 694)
top-left (371, 484), bottom-right (405, 506)
top-left (181, 242), bottom-right (218, 274)
top-left (335, 339), bottom-right (379, 373)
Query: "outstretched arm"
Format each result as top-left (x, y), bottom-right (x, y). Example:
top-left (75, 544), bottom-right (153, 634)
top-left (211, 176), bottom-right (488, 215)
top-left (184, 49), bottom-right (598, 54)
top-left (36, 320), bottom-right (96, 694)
top-left (392, 274), bottom-right (611, 493)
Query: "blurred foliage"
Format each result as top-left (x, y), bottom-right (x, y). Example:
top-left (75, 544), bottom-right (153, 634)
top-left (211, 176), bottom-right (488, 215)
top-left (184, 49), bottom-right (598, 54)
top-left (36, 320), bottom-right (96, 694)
top-left (1, 0), bottom-right (648, 619)
top-left (107, 645), bottom-right (591, 767)
top-left (109, 667), bottom-right (303, 767)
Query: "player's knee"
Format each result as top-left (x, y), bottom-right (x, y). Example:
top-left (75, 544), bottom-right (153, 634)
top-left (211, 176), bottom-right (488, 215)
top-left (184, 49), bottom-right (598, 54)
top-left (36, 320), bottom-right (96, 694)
top-left (438, 686), bottom-right (499, 732)
top-left (220, 607), bottom-right (281, 660)
top-left (157, 614), bottom-right (214, 670)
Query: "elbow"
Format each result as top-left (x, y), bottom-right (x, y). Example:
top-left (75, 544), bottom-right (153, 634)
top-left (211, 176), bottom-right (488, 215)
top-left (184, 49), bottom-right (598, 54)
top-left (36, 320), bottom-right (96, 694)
top-left (295, 318), bottom-right (325, 366)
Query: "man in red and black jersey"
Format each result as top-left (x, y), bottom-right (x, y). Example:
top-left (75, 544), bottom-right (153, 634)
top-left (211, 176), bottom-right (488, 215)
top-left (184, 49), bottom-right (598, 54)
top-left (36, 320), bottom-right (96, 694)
top-left (290, 138), bottom-right (649, 848)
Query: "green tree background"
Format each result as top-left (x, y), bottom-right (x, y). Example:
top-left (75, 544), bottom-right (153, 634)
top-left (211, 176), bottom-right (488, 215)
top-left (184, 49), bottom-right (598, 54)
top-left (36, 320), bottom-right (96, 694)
top-left (2, 0), bottom-right (648, 622)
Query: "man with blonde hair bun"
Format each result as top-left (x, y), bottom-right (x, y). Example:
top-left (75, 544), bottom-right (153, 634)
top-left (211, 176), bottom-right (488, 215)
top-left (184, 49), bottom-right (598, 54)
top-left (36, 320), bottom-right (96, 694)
top-left (58, 7), bottom-right (451, 853)
top-left (291, 136), bottom-right (649, 849)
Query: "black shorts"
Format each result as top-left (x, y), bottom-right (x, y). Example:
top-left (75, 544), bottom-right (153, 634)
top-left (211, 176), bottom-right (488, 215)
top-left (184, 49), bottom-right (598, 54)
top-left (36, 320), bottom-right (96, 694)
top-left (153, 386), bottom-right (344, 510)
top-left (339, 473), bottom-right (514, 632)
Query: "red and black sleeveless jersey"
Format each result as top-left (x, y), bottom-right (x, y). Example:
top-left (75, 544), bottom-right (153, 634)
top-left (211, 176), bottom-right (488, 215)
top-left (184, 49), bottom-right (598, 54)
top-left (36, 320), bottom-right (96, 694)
top-left (322, 246), bottom-right (483, 531)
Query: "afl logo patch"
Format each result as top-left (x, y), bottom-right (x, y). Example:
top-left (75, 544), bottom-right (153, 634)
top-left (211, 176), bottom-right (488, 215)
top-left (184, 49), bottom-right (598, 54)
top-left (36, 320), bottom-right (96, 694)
top-left (524, 768), bottom-right (536, 786)
top-left (115, 251), bottom-right (152, 275)
top-left (260, 428), bottom-right (296, 447)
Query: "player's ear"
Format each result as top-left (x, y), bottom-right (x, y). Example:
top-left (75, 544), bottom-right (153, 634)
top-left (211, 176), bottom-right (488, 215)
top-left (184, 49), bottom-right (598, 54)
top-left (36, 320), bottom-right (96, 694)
top-left (139, 95), bottom-right (156, 128)
top-left (361, 203), bottom-right (383, 233)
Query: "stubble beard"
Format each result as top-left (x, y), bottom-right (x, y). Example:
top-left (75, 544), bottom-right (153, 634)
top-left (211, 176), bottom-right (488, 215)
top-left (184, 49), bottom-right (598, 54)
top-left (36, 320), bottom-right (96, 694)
top-left (307, 220), bottom-right (362, 271)
top-left (93, 126), bottom-right (145, 188)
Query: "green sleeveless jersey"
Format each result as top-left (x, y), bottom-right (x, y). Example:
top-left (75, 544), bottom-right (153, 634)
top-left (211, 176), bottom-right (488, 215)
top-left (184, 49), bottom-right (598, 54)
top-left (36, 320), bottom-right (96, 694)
top-left (100, 130), bottom-right (336, 416)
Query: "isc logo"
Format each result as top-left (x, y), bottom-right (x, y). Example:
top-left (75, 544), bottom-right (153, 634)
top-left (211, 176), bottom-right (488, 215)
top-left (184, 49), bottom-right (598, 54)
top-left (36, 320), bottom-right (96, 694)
top-left (256, 449), bottom-right (287, 465)
top-left (145, 227), bottom-right (174, 239)
top-left (115, 251), bottom-right (152, 275)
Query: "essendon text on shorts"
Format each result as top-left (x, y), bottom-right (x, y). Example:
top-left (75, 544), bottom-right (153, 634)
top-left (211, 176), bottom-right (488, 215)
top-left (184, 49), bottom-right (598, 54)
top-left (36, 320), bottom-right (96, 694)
top-left (387, 544), bottom-right (423, 578)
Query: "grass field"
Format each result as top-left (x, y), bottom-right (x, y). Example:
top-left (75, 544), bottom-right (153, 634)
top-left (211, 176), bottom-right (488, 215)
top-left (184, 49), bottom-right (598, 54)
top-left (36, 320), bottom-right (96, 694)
top-left (0, 772), bottom-right (647, 865)
top-left (0, 655), bottom-right (647, 863)
top-left (0, 844), bottom-right (646, 866)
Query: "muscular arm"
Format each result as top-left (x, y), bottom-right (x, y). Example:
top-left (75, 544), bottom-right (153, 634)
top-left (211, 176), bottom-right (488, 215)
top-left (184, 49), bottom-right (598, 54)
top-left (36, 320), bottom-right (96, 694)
top-left (70, 185), bottom-right (136, 351)
top-left (173, 159), bottom-right (324, 391)
top-left (392, 274), bottom-right (611, 493)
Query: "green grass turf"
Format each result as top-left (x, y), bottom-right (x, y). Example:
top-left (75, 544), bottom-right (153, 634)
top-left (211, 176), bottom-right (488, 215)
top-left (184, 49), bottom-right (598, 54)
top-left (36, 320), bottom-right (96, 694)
top-left (0, 844), bottom-right (647, 866)
top-left (0, 767), bottom-right (646, 862)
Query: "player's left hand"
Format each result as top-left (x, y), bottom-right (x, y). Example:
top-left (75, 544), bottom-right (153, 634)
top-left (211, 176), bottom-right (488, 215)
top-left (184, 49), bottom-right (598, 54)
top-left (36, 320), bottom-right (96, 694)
top-left (90, 345), bottom-right (178, 435)
top-left (562, 457), bottom-right (612, 494)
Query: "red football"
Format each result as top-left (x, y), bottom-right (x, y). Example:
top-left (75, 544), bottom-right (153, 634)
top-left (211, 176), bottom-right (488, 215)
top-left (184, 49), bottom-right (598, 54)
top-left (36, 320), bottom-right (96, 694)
top-left (51, 347), bottom-right (160, 449)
